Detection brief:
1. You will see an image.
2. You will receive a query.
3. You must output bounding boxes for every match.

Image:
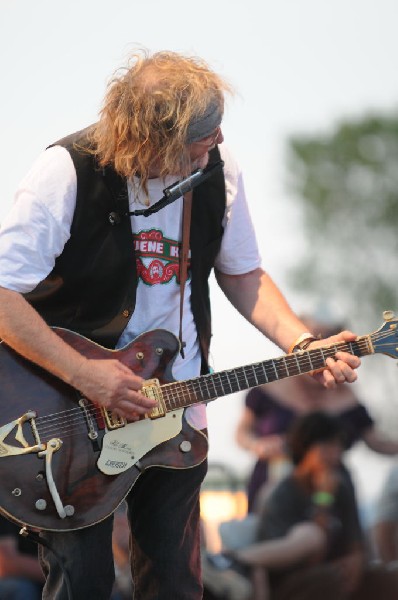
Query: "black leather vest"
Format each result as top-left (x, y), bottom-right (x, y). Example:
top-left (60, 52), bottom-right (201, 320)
top-left (24, 128), bottom-right (226, 371)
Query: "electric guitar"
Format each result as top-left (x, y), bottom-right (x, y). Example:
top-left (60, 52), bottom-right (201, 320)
top-left (0, 311), bottom-right (397, 532)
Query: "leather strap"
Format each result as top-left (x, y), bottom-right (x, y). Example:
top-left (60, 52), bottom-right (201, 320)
top-left (178, 191), bottom-right (193, 358)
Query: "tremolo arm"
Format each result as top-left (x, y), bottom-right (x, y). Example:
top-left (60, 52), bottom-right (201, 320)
top-left (38, 438), bottom-right (68, 519)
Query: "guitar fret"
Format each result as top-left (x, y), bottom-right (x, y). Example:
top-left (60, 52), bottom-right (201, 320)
top-left (232, 369), bottom-right (242, 391)
top-left (253, 364), bottom-right (264, 385)
top-left (195, 381), bottom-right (207, 401)
top-left (213, 373), bottom-right (225, 395)
top-left (319, 348), bottom-right (326, 365)
top-left (229, 369), bottom-right (240, 392)
top-left (284, 355), bottom-right (300, 377)
top-left (308, 349), bottom-right (324, 370)
top-left (244, 366), bottom-right (258, 388)
top-left (188, 379), bottom-right (200, 401)
top-left (262, 363), bottom-right (274, 382)
top-left (260, 363), bottom-right (270, 384)
top-left (220, 372), bottom-right (234, 395)
top-left (202, 374), bottom-right (214, 400)
top-left (240, 367), bottom-right (249, 389)
top-left (275, 357), bottom-right (288, 379)
top-left (272, 361), bottom-right (279, 380)
top-left (206, 374), bottom-right (217, 399)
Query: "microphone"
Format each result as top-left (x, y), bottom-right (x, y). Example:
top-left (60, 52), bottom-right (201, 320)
top-left (128, 160), bottom-right (224, 218)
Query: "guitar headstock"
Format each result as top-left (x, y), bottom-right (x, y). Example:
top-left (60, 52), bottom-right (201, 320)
top-left (370, 311), bottom-right (398, 358)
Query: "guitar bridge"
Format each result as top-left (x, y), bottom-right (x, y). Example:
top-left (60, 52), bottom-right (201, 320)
top-left (142, 379), bottom-right (166, 419)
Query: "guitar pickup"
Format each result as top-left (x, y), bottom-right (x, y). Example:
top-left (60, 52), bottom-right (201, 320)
top-left (142, 379), bottom-right (166, 419)
top-left (102, 411), bottom-right (126, 431)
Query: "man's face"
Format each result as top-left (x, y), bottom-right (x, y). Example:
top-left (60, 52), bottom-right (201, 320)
top-left (188, 127), bottom-right (224, 169)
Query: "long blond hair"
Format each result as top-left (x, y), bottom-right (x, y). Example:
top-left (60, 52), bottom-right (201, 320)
top-left (89, 49), bottom-right (232, 191)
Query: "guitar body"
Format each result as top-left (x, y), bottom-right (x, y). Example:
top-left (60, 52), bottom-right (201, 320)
top-left (0, 329), bottom-right (208, 532)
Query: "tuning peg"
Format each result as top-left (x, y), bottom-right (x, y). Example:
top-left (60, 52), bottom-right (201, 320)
top-left (383, 310), bottom-right (395, 321)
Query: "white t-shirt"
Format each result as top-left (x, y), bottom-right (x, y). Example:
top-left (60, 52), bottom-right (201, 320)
top-left (0, 142), bottom-right (261, 429)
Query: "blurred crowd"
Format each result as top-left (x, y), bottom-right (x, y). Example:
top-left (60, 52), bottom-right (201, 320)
top-left (202, 318), bottom-right (398, 600)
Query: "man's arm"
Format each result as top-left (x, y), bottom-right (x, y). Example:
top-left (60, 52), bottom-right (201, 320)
top-left (361, 427), bottom-right (398, 455)
top-left (0, 287), bottom-right (156, 419)
top-left (215, 267), bottom-right (360, 387)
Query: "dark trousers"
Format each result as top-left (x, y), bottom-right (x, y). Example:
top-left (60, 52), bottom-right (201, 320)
top-left (38, 460), bottom-right (208, 600)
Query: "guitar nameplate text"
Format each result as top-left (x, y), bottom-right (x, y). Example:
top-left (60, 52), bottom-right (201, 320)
top-left (97, 409), bottom-right (184, 475)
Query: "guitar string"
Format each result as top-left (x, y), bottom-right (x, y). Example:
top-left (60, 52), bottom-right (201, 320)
top-left (34, 343), bottom-right (360, 433)
top-left (34, 328), bottom-right (390, 428)
top-left (33, 334), bottom-right (390, 438)
top-left (31, 331), bottom-right (395, 440)
top-left (33, 337), bottom-right (383, 434)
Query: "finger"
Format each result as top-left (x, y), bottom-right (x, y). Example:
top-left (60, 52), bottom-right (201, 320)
top-left (319, 368), bottom-right (337, 389)
top-left (335, 351), bottom-right (361, 369)
top-left (331, 355), bottom-right (359, 381)
top-left (326, 357), bottom-right (358, 384)
top-left (111, 407), bottom-right (141, 421)
top-left (336, 362), bottom-right (358, 383)
top-left (325, 358), bottom-right (346, 384)
top-left (112, 400), bottom-right (152, 420)
top-left (129, 389), bottom-right (158, 409)
top-left (333, 330), bottom-right (357, 342)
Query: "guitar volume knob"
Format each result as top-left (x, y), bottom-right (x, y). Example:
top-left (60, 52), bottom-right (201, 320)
top-left (179, 441), bottom-right (191, 453)
top-left (65, 505), bottom-right (75, 517)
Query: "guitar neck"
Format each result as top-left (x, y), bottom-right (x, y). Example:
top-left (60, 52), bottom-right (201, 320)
top-left (160, 335), bottom-right (374, 413)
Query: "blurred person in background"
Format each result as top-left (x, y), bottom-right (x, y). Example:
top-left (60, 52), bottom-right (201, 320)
top-left (232, 412), bottom-right (398, 600)
top-left (0, 515), bottom-right (44, 600)
top-left (372, 462), bottom-right (398, 564)
top-left (236, 317), bottom-right (398, 513)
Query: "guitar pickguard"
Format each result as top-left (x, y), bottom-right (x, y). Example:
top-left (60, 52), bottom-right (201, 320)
top-left (97, 409), bottom-right (184, 475)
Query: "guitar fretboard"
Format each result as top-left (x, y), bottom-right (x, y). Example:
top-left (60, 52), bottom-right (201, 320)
top-left (159, 336), bottom-right (373, 413)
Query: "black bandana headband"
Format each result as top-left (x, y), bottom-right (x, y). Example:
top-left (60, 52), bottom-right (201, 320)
top-left (186, 100), bottom-right (223, 144)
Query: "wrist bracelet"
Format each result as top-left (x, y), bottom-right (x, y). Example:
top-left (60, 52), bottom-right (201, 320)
top-left (312, 491), bottom-right (335, 507)
top-left (288, 332), bottom-right (317, 354)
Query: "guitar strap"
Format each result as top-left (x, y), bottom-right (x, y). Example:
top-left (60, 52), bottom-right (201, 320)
top-left (178, 190), bottom-right (193, 358)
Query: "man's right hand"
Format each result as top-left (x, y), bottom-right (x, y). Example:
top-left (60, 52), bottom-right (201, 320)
top-left (71, 358), bottom-right (158, 420)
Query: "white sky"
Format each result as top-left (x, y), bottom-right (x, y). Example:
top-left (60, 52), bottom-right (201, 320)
top-left (1, 0), bottom-right (398, 503)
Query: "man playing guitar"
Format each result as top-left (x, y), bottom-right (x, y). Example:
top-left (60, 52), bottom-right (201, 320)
top-left (0, 49), bottom-right (359, 599)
